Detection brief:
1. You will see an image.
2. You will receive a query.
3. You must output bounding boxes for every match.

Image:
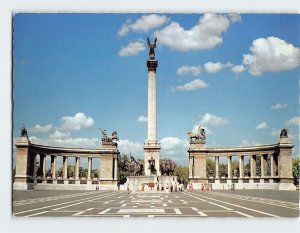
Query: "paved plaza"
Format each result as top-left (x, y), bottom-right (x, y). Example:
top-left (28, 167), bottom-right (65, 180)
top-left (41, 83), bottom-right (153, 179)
top-left (13, 190), bottom-right (299, 217)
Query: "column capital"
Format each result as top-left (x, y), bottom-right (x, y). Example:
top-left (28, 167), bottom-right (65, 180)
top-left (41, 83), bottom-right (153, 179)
top-left (147, 60), bottom-right (158, 72)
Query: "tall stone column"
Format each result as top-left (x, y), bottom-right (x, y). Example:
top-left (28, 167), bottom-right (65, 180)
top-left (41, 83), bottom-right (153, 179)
top-left (87, 157), bottom-right (92, 180)
top-left (227, 156), bottom-right (232, 178)
top-left (215, 156), bottom-right (219, 178)
top-left (239, 156), bottom-right (244, 178)
top-left (144, 50), bottom-right (161, 176)
top-left (63, 156), bottom-right (68, 179)
top-left (250, 155), bottom-right (256, 177)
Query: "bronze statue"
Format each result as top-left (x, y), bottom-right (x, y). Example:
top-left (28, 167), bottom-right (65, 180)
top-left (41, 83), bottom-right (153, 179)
top-left (148, 156), bottom-right (156, 175)
top-left (101, 128), bottom-right (119, 143)
top-left (20, 125), bottom-right (28, 137)
top-left (280, 128), bottom-right (288, 138)
top-left (187, 126), bottom-right (206, 142)
top-left (147, 37), bottom-right (157, 60)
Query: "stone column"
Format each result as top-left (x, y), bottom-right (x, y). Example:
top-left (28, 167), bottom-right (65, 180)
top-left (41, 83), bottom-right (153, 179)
top-left (227, 156), bottom-right (232, 178)
top-left (63, 156), bottom-right (68, 179)
top-left (239, 155), bottom-right (244, 178)
top-left (261, 154), bottom-right (266, 177)
top-left (189, 156), bottom-right (193, 178)
top-left (40, 154), bottom-right (46, 179)
top-left (270, 154), bottom-right (275, 177)
top-left (114, 156), bottom-right (118, 180)
top-left (147, 60), bottom-right (158, 145)
top-left (51, 155), bottom-right (56, 179)
top-left (33, 154), bottom-right (38, 177)
top-left (250, 155), bottom-right (256, 177)
top-left (87, 157), bottom-right (92, 180)
top-left (75, 157), bottom-right (80, 180)
top-left (215, 156), bottom-right (219, 178)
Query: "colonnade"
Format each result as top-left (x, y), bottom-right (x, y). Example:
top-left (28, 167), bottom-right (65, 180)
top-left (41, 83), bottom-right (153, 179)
top-left (13, 130), bottom-right (119, 190)
top-left (188, 132), bottom-right (295, 190)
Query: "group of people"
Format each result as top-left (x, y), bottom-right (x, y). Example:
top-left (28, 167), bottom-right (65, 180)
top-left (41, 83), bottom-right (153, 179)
top-left (139, 182), bottom-right (184, 192)
top-left (201, 183), bottom-right (213, 192)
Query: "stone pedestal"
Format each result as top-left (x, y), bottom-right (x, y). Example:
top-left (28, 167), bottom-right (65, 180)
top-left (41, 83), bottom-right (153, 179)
top-left (144, 143), bottom-right (161, 176)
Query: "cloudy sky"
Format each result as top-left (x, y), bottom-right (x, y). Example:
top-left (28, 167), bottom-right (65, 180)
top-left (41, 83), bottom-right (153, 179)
top-left (13, 13), bottom-right (299, 166)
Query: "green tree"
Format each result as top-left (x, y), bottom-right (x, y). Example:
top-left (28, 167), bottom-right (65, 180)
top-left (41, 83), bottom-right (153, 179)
top-left (174, 165), bottom-right (188, 187)
top-left (292, 156), bottom-right (299, 186)
top-left (117, 154), bottom-right (131, 184)
top-left (206, 158), bottom-right (215, 177)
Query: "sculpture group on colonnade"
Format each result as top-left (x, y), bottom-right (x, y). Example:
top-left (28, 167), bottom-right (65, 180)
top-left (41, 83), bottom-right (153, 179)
top-left (187, 126), bottom-right (206, 142)
top-left (101, 129), bottom-right (119, 143)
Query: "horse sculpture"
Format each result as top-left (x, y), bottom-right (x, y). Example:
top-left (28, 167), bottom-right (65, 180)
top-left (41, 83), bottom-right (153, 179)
top-left (187, 126), bottom-right (206, 142)
top-left (127, 156), bottom-right (143, 176)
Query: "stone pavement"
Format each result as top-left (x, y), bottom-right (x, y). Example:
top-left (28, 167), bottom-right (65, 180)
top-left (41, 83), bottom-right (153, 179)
top-left (13, 190), bottom-right (299, 217)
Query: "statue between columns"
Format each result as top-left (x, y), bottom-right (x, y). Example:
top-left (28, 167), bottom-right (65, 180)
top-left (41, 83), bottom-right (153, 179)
top-left (147, 37), bottom-right (157, 60)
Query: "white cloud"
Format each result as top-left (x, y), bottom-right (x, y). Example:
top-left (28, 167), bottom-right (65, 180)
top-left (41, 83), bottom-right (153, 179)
top-left (137, 116), bottom-right (148, 122)
top-left (156, 14), bottom-right (239, 51)
top-left (271, 103), bottom-right (288, 110)
top-left (118, 21), bottom-right (130, 36)
top-left (177, 65), bottom-right (201, 76)
top-left (130, 14), bottom-right (169, 32)
top-left (255, 122), bottom-right (268, 130)
top-left (118, 139), bottom-right (144, 157)
top-left (159, 137), bottom-right (189, 163)
top-left (118, 15), bottom-right (169, 37)
top-left (241, 139), bottom-right (262, 147)
top-left (286, 116), bottom-right (300, 126)
top-left (174, 79), bottom-right (209, 91)
top-left (29, 136), bottom-right (99, 149)
top-left (243, 36), bottom-right (300, 76)
top-left (60, 112), bottom-right (94, 131)
top-left (119, 40), bottom-right (145, 57)
top-left (204, 62), bottom-right (232, 74)
top-left (49, 130), bottom-right (71, 140)
top-left (231, 65), bottom-right (245, 74)
top-left (228, 14), bottom-right (242, 23)
top-left (29, 124), bottom-right (52, 133)
top-left (199, 113), bottom-right (228, 126)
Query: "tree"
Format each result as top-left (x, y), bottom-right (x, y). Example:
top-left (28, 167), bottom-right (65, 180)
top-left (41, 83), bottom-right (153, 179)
top-left (117, 154), bottom-right (131, 184)
top-left (292, 157), bottom-right (299, 186)
top-left (174, 165), bottom-right (188, 187)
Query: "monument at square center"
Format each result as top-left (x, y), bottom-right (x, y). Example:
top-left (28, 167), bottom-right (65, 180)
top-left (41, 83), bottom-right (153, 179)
top-left (124, 37), bottom-right (178, 191)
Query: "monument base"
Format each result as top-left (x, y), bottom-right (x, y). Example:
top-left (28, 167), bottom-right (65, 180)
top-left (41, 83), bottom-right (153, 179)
top-left (124, 175), bottom-right (178, 192)
top-left (144, 143), bottom-right (161, 176)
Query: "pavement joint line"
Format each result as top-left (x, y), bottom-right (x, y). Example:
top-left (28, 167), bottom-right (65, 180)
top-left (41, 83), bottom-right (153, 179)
top-left (24, 211), bottom-right (48, 217)
top-left (174, 208), bottom-right (182, 215)
top-left (190, 192), bottom-right (281, 217)
top-left (168, 200), bottom-right (172, 203)
top-left (235, 211), bottom-right (254, 218)
top-left (52, 193), bottom-right (118, 211)
top-left (123, 215), bottom-right (130, 217)
top-left (148, 215), bottom-right (154, 218)
top-left (207, 192), bottom-right (299, 209)
top-left (14, 192), bottom-right (117, 215)
top-left (99, 208), bottom-right (111, 214)
top-left (119, 200), bottom-right (125, 204)
top-left (104, 200), bottom-right (113, 204)
top-left (163, 204), bottom-right (167, 207)
top-left (121, 204), bottom-right (127, 207)
top-left (13, 191), bottom-right (101, 206)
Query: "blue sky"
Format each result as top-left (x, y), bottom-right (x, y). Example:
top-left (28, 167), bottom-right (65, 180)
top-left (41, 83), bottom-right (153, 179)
top-left (13, 13), bottom-right (299, 165)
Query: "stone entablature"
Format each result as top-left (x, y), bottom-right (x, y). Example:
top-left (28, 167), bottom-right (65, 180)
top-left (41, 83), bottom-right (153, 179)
top-left (13, 128), bottom-right (119, 191)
